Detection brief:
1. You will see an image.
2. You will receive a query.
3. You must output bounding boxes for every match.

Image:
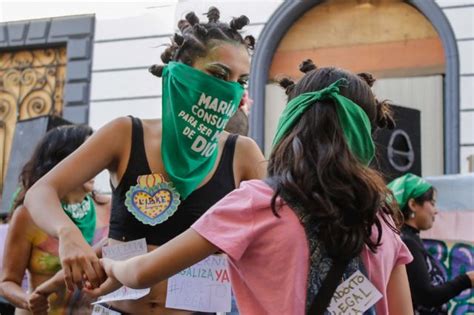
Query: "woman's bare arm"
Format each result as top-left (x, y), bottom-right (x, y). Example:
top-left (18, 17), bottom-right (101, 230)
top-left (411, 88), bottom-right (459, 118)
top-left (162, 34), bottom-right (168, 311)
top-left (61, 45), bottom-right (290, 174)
top-left (0, 207), bottom-right (34, 309)
top-left (386, 264), bottom-right (414, 315)
top-left (102, 229), bottom-right (218, 289)
top-left (234, 136), bottom-right (267, 183)
top-left (23, 117), bottom-right (130, 289)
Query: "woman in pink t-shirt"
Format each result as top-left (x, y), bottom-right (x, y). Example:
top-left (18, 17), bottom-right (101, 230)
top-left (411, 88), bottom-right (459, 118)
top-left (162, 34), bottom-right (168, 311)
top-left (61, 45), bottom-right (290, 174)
top-left (95, 61), bottom-right (413, 315)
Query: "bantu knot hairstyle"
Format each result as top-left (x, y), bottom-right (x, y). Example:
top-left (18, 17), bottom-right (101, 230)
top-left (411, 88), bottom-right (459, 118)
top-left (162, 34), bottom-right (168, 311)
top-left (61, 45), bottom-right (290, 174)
top-left (276, 59), bottom-right (396, 131)
top-left (148, 64), bottom-right (164, 77)
top-left (206, 6), bottom-right (220, 23)
top-left (230, 15), bottom-right (250, 31)
top-left (149, 6), bottom-right (254, 77)
top-left (299, 59), bottom-right (317, 73)
top-left (357, 72), bottom-right (375, 87)
top-left (278, 77), bottom-right (296, 96)
top-left (185, 12), bottom-right (200, 26)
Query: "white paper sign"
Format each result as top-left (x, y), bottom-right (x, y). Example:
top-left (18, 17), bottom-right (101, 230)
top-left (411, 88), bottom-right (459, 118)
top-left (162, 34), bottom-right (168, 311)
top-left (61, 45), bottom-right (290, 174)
top-left (91, 304), bottom-right (121, 315)
top-left (327, 270), bottom-right (382, 314)
top-left (166, 255), bottom-right (231, 312)
top-left (93, 238), bottom-right (150, 304)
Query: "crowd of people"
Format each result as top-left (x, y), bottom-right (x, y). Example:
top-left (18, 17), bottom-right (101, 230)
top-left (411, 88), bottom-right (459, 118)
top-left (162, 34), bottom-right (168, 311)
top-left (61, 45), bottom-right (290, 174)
top-left (0, 6), bottom-right (472, 315)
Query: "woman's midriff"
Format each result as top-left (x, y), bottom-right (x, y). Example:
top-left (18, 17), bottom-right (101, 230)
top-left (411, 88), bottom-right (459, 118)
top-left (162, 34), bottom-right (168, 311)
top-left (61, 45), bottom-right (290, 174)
top-left (107, 241), bottom-right (194, 315)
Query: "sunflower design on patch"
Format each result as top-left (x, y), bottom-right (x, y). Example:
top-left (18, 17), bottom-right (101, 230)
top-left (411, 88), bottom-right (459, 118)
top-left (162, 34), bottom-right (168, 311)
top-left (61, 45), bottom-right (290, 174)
top-left (125, 174), bottom-right (180, 226)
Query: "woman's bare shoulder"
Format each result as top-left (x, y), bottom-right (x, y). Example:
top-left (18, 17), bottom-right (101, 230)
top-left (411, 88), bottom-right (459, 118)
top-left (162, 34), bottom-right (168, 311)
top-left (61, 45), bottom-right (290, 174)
top-left (233, 135), bottom-right (267, 181)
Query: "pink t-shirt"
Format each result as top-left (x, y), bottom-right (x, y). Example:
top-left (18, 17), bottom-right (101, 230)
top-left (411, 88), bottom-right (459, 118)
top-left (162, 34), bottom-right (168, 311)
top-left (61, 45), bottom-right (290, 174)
top-left (192, 180), bottom-right (412, 315)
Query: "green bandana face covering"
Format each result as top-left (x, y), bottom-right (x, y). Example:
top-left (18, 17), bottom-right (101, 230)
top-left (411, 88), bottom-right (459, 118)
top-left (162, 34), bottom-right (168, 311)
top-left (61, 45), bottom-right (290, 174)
top-left (272, 78), bottom-right (375, 165)
top-left (161, 62), bottom-right (244, 199)
top-left (387, 173), bottom-right (432, 210)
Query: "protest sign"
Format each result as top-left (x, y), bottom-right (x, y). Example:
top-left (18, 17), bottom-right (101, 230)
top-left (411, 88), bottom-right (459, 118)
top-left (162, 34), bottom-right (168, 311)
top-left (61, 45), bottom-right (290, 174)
top-left (166, 255), bottom-right (231, 312)
top-left (327, 271), bottom-right (382, 315)
top-left (93, 238), bottom-right (150, 304)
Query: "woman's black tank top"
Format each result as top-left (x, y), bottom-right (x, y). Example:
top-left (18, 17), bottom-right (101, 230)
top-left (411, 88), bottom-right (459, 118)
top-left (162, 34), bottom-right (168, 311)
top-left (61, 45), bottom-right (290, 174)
top-left (109, 116), bottom-right (238, 246)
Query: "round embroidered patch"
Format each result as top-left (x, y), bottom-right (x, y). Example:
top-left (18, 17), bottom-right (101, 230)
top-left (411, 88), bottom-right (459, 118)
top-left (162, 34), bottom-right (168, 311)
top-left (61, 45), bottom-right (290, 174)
top-left (125, 174), bottom-right (180, 226)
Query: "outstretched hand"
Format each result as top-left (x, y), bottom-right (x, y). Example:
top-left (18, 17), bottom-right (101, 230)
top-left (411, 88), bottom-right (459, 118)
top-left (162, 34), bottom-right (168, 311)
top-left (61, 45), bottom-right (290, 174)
top-left (58, 228), bottom-right (106, 290)
top-left (27, 291), bottom-right (50, 315)
top-left (83, 276), bottom-right (122, 298)
top-left (84, 258), bottom-right (121, 297)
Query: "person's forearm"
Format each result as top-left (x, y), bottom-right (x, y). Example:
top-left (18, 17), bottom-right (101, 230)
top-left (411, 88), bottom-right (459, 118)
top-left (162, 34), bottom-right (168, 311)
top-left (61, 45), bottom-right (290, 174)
top-left (111, 257), bottom-right (143, 289)
top-left (0, 281), bottom-right (29, 309)
top-left (414, 274), bottom-right (472, 307)
top-left (107, 229), bottom-right (218, 289)
top-left (24, 185), bottom-right (77, 237)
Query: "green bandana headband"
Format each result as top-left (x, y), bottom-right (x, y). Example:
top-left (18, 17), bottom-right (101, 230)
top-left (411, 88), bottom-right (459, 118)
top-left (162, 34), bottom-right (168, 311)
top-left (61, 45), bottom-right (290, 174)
top-left (161, 62), bottom-right (244, 199)
top-left (272, 78), bottom-right (375, 165)
top-left (387, 173), bottom-right (432, 210)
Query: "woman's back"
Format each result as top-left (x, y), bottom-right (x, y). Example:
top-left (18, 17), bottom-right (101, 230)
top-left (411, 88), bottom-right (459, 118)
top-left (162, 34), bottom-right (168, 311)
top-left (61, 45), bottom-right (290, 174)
top-left (192, 179), bottom-right (412, 315)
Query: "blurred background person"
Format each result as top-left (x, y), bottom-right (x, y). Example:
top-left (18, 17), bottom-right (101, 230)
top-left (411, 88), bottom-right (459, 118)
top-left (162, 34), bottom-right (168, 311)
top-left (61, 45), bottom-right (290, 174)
top-left (388, 173), bottom-right (474, 315)
top-left (0, 125), bottom-right (110, 315)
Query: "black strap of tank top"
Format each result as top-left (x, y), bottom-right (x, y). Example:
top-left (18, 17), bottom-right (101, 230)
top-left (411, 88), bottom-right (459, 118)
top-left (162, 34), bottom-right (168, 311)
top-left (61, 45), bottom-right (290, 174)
top-left (308, 259), bottom-right (348, 315)
top-left (214, 133), bottom-right (238, 186)
top-left (222, 134), bottom-right (238, 163)
top-left (111, 116), bottom-right (150, 191)
top-left (264, 177), bottom-right (347, 315)
top-left (128, 116), bottom-right (149, 168)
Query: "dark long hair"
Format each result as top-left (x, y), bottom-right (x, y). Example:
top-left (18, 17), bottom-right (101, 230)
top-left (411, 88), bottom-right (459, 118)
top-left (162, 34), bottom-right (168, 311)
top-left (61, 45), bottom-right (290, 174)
top-left (268, 60), bottom-right (400, 260)
top-left (12, 125), bottom-right (93, 210)
top-left (148, 6), bottom-right (255, 77)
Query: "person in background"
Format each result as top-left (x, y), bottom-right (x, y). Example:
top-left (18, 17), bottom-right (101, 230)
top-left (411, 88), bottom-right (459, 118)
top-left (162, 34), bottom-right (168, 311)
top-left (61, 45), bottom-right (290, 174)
top-left (92, 61), bottom-right (414, 315)
top-left (0, 125), bottom-right (110, 315)
top-left (388, 173), bottom-right (474, 315)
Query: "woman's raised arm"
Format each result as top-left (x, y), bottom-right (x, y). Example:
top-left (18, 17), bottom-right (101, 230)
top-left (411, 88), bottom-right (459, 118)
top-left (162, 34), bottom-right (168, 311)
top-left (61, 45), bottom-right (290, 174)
top-left (23, 117), bottom-right (130, 290)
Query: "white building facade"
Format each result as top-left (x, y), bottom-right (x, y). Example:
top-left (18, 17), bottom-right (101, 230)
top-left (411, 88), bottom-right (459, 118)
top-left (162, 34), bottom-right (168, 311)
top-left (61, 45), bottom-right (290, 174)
top-left (0, 0), bottom-right (472, 192)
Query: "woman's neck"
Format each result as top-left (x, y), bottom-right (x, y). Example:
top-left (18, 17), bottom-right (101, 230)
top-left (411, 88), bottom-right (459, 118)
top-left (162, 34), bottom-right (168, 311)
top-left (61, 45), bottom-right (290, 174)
top-left (404, 221), bottom-right (419, 232)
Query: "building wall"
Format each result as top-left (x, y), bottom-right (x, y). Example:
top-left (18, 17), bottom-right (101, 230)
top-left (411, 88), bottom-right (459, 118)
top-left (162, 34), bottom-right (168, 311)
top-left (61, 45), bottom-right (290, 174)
top-left (265, 0), bottom-right (474, 174)
top-left (436, 0), bottom-right (474, 173)
top-left (0, 0), bottom-right (471, 191)
top-left (0, 0), bottom-right (281, 191)
top-left (264, 76), bottom-right (445, 177)
top-left (270, 0), bottom-right (445, 79)
top-left (372, 76), bottom-right (444, 176)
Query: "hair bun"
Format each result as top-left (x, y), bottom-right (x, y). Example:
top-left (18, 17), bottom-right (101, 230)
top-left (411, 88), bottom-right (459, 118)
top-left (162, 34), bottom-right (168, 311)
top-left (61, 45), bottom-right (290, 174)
top-left (206, 7), bottom-right (220, 23)
top-left (357, 72), bottom-right (376, 87)
top-left (178, 19), bottom-right (190, 32)
top-left (149, 64), bottom-right (165, 77)
top-left (160, 45), bottom-right (177, 63)
top-left (193, 24), bottom-right (208, 37)
top-left (299, 59), bottom-right (317, 73)
top-left (278, 77), bottom-right (296, 95)
top-left (230, 15), bottom-right (250, 31)
top-left (185, 12), bottom-right (200, 26)
top-left (173, 33), bottom-right (184, 46)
